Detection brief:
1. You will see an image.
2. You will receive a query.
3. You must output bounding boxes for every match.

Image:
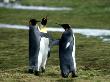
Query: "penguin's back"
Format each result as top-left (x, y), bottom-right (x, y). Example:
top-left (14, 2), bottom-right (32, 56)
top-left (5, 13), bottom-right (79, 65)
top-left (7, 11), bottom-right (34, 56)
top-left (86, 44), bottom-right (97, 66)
top-left (29, 25), bottom-right (41, 55)
top-left (59, 29), bottom-right (74, 73)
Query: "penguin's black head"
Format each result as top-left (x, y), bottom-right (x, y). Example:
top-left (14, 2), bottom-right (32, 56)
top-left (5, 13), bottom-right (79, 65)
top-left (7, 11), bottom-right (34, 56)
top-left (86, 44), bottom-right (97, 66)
top-left (41, 17), bottom-right (47, 25)
top-left (29, 19), bottom-right (40, 26)
top-left (59, 24), bottom-right (71, 30)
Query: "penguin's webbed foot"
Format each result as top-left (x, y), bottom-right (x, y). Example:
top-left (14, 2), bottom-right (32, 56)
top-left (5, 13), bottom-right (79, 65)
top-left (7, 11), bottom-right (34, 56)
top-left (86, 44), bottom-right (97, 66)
top-left (41, 67), bottom-right (45, 73)
top-left (34, 71), bottom-right (40, 76)
top-left (62, 73), bottom-right (69, 78)
top-left (72, 72), bottom-right (78, 78)
top-left (28, 69), bottom-right (33, 74)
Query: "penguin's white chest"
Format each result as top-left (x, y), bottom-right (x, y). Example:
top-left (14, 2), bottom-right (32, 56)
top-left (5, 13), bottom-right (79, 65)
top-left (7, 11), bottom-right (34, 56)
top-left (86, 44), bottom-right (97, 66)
top-left (39, 37), bottom-right (49, 56)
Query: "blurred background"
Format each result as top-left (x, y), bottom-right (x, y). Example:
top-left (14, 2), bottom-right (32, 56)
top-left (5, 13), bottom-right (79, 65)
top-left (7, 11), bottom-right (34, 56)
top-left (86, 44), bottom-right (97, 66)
top-left (0, 0), bottom-right (110, 29)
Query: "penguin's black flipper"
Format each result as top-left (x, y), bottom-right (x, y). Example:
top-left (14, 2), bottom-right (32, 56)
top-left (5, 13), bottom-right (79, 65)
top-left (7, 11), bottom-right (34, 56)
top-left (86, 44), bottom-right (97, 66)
top-left (48, 50), bottom-right (50, 58)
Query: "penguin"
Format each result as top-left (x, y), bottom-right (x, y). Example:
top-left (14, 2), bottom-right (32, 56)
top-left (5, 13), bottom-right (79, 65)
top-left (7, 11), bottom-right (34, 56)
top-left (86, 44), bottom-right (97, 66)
top-left (34, 17), bottom-right (50, 75)
top-left (59, 24), bottom-right (77, 78)
top-left (28, 19), bottom-right (41, 74)
top-left (29, 18), bottom-right (50, 75)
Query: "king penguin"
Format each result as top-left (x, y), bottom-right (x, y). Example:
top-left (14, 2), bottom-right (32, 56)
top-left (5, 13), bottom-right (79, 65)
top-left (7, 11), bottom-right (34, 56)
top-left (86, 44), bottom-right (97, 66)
top-left (28, 19), bottom-right (41, 74)
top-left (59, 24), bottom-right (77, 78)
top-left (29, 18), bottom-right (50, 76)
top-left (34, 17), bottom-right (50, 75)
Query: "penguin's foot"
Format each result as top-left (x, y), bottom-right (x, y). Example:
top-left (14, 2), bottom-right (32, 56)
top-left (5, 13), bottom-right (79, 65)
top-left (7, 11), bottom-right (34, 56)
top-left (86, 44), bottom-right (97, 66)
top-left (41, 67), bottom-right (45, 73)
top-left (28, 69), bottom-right (33, 74)
top-left (62, 73), bottom-right (69, 78)
top-left (72, 73), bottom-right (78, 78)
top-left (34, 71), bottom-right (40, 76)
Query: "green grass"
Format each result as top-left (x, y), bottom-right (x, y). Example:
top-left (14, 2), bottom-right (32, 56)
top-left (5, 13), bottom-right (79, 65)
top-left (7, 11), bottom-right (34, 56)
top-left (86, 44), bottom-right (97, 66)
top-left (0, 28), bottom-right (28, 69)
top-left (20, 0), bottom-right (110, 8)
top-left (0, 28), bottom-right (110, 82)
top-left (0, 0), bottom-right (110, 29)
top-left (20, 0), bottom-right (74, 7)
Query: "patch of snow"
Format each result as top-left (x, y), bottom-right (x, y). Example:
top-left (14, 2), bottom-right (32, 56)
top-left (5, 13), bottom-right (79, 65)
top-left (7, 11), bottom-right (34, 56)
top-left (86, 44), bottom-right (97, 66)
top-left (0, 3), bottom-right (72, 11)
top-left (0, 23), bottom-right (110, 42)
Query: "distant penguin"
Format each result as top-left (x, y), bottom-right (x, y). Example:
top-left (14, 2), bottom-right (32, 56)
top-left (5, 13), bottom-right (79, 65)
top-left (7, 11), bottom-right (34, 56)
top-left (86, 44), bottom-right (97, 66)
top-left (59, 24), bottom-right (77, 78)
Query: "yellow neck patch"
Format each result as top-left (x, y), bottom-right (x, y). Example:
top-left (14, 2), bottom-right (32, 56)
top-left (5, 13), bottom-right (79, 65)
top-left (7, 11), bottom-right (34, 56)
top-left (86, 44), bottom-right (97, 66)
top-left (39, 25), bottom-right (47, 33)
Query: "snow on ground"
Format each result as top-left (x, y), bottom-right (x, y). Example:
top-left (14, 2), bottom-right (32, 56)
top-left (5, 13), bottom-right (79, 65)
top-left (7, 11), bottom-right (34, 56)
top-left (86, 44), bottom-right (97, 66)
top-left (0, 3), bottom-right (72, 11)
top-left (0, 23), bottom-right (110, 42)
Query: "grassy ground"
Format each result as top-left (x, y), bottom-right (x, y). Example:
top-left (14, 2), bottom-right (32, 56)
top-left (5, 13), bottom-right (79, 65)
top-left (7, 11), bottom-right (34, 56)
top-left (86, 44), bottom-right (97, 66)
top-left (0, 0), bottom-right (110, 29)
top-left (0, 28), bottom-right (110, 82)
